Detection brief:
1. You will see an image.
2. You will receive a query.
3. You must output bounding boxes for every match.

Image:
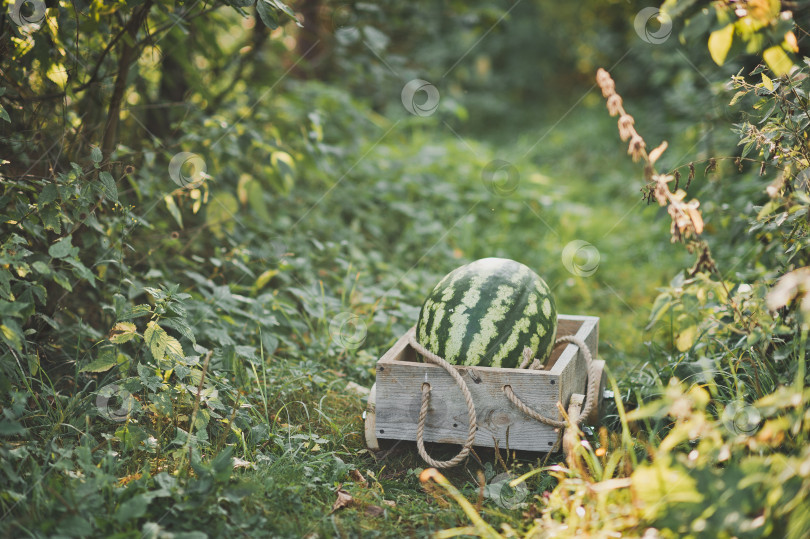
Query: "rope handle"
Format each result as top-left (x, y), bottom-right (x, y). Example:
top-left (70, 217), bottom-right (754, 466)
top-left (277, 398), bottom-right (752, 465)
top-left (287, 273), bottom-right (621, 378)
top-left (408, 333), bottom-right (477, 468)
top-left (503, 335), bottom-right (599, 427)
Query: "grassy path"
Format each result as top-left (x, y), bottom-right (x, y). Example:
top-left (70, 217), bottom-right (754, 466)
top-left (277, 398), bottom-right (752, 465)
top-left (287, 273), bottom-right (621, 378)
top-left (226, 101), bottom-right (686, 537)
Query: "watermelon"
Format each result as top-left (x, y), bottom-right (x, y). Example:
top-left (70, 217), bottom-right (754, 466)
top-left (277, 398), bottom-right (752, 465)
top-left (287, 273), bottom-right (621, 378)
top-left (415, 258), bottom-right (557, 369)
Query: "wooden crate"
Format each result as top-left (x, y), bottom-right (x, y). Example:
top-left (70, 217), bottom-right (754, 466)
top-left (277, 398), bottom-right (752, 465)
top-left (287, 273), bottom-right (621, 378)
top-left (366, 315), bottom-right (600, 453)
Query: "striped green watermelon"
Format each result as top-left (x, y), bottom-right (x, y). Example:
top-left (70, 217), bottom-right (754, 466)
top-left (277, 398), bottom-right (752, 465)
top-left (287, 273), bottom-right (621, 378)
top-left (415, 258), bottom-right (557, 369)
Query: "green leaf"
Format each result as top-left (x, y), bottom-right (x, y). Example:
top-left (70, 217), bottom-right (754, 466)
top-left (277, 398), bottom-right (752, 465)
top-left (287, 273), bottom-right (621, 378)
top-left (161, 317), bottom-right (196, 344)
top-left (39, 183), bottom-right (58, 204)
top-left (144, 321), bottom-right (169, 361)
top-left (0, 105), bottom-right (9, 123)
top-left (65, 257), bottom-right (96, 288)
top-left (0, 270), bottom-right (12, 301)
top-left (32, 261), bottom-right (51, 276)
top-left (114, 494), bottom-right (150, 523)
top-left (256, 0), bottom-right (279, 29)
top-left (270, 0), bottom-right (296, 19)
top-left (143, 287), bottom-right (167, 300)
top-left (708, 24), bottom-right (734, 66)
top-left (80, 349), bottom-right (118, 373)
top-left (48, 235), bottom-right (75, 259)
top-left (211, 446), bottom-right (234, 481)
top-left (91, 146), bottom-right (102, 164)
top-left (0, 419), bottom-right (25, 436)
top-left (98, 171), bottom-right (118, 202)
top-left (206, 192), bottom-right (238, 239)
top-left (763, 45), bottom-right (793, 76)
top-left (137, 363), bottom-right (163, 392)
top-left (52, 271), bottom-right (73, 292)
top-left (39, 206), bottom-right (61, 233)
top-left (248, 179), bottom-right (271, 221)
top-left (118, 304), bottom-right (152, 320)
top-left (757, 200), bottom-right (781, 220)
top-left (0, 300), bottom-right (28, 318)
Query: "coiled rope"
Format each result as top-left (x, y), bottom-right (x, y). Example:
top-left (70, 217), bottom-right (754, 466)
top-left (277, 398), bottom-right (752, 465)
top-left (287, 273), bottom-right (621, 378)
top-left (408, 331), bottom-right (599, 468)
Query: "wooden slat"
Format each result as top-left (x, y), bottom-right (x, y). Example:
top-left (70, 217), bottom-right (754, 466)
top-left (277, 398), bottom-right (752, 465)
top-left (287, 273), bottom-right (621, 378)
top-left (554, 316), bottom-right (599, 417)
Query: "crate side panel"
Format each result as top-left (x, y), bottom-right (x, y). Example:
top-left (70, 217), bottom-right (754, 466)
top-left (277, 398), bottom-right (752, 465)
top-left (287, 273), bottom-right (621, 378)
top-left (375, 362), bottom-right (562, 451)
top-left (557, 318), bottom-right (599, 410)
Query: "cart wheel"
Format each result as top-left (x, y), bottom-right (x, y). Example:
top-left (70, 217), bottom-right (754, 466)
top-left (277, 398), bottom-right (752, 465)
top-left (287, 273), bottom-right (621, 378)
top-left (562, 393), bottom-right (585, 461)
top-left (364, 383), bottom-right (379, 451)
top-left (585, 359), bottom-right (607, 426)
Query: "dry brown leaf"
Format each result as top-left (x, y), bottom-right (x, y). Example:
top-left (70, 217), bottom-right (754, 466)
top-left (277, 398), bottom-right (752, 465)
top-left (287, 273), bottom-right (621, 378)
top-left (349, 469), bottom-right (368, 487)
top-left (232, 457), bottom-right (256, 470)
top-left (685, 203), bottom-right (704, 234)
top-left (767, 267), bottom-right (810, 312)
top-left (382, 500), bottom-right (396, 507)
top-left (648, 140), bottom-right (668, 164)
top-left (331, 487), bottom-right (353, 513)
top-left (364, 505), bottom-right (385, 517)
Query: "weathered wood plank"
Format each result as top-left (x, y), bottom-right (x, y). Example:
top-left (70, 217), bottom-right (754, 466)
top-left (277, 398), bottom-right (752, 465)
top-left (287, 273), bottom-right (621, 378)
top-left (372, 315), bottom-right (599, 452)
top-left (555, 317), bottom-right (599, 418)
top-left (375, 353), bottom-right (562, 450)
top-left (364, 383), bottom-right (379, 451)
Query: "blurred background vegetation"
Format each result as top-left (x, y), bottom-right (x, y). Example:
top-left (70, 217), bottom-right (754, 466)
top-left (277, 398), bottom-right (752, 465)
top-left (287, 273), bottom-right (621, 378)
top-left (1, 0), bottom-right (810, 536)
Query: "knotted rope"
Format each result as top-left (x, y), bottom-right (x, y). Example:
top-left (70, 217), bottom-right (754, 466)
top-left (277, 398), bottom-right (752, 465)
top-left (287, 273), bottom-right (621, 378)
top-left (408, 334), bottom-right (478, 469)
top-left (502, 335), bottom-right (599, 428)
top-left (408, 331), bottom-right (599, 467)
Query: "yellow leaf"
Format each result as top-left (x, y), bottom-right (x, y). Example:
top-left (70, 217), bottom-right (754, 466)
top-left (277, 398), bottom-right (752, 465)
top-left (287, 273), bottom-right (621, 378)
top-left (270, 151), bottom-right (296, 194)
top-left (675, 325), bottom-right (697, 351)
top-left (46, 63), bottom-right (69, 90)
top-left (708, 24), bottom-right (734, 66)
top-left (761, 73), bottom-right (774, 92)
top-left (237, 175), bottom-right (251, 205)
top-left (190, 189), bottom-right (202, 214)
top-left (253, 269), bottom-right (278, 291)
top-left (763, 46), bottom-right (793, 76)
top-left (632, 458), bottom-right (704, 521)
top-left (110, 322), bottom-right (138, 344)
top-left (164, 194), bottom-right (183, 228)
top-left (1, 324), bottom-right (22, 350)
top-left (144, 321), bottom-right (169, 361)
top-left (165, 336), bottom-right (183, 360)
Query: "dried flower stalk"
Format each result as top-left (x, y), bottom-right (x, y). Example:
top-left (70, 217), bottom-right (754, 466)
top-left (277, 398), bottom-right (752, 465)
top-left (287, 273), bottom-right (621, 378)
top-left (596, 68), bottom-right (706, 245)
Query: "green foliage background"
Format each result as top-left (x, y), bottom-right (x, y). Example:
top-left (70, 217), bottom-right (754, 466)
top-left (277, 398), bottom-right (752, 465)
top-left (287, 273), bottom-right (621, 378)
top-left (1, 0), bottom-right (810, 537)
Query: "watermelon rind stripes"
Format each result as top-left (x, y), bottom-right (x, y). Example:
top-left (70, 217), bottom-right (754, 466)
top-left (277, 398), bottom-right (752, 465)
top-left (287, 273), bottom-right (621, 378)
top-left (415, 258), bottom-right (557, 369)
